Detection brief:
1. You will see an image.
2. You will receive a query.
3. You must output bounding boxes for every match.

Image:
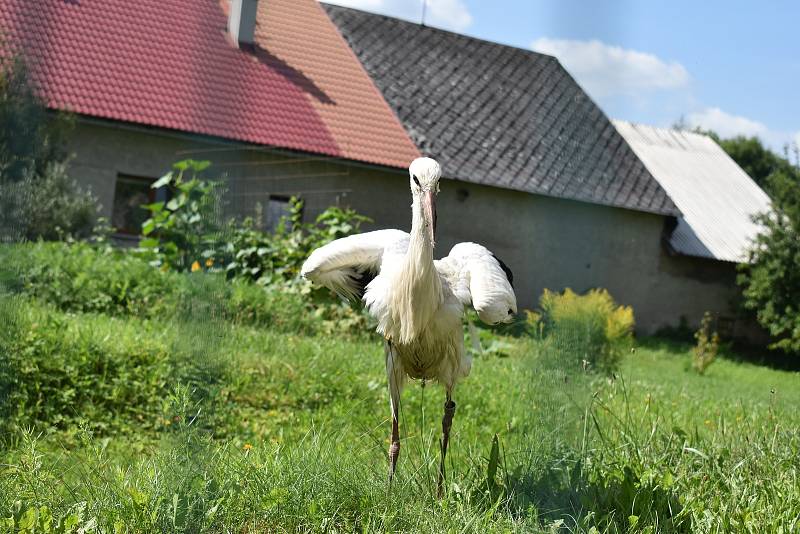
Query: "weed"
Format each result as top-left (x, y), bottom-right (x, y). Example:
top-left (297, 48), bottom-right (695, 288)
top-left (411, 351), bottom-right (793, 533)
top-left (692, 311), bottom-right (720, 375)
top-left (537, 288), bottom-right (634, 374)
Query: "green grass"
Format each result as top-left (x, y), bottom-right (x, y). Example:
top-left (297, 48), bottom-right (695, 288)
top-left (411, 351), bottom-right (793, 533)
top-left (1, 245), bottom-right (799, 532)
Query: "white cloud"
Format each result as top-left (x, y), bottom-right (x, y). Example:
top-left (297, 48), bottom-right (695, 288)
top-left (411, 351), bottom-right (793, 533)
top-left (326, 0), bottom-right (472, 31)
top-left (328, 0), bottom-right (384, 8)
top-left (686, 108), bottom-right (800, 153)
top-left (687, 107), bottom-right (768, 138)
top-left (531, 37), bottom-right (689, 98)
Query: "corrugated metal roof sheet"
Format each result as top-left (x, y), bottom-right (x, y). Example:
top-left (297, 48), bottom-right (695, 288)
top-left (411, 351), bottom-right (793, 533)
top-left (613, 120), bottom-right (772, 262)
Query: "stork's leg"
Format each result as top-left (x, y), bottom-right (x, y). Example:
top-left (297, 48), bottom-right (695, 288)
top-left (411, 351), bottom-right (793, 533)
top-left (389, 404), bottom-right (400, 481)
top-left (437, 390), bottom-right (456, 498)
top-left (386, 341), bottom-right (403, 482)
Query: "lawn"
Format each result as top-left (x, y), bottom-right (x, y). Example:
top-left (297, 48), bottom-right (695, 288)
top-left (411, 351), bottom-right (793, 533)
top-left (1, 244), bottom-right (799, 533)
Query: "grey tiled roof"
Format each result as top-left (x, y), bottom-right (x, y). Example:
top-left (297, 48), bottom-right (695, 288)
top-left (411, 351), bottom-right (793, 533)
top-left (323, 4), bottom-right (679, 216)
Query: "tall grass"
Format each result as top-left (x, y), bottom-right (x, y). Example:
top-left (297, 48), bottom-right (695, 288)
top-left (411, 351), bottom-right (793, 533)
top-left (1, 243), bottom-right (799, 532)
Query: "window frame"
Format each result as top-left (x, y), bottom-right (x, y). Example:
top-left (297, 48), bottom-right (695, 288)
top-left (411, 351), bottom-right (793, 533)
top-left (111, 173), bottom-right (167, 237)
top-left (265, 194), bottom-right (297, 231)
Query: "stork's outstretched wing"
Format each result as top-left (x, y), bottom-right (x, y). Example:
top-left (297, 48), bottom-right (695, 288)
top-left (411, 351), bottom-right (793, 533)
top-left (301, 229), bottom-right (409, 301)
top-left (436, 242), bottom-right (517, 324)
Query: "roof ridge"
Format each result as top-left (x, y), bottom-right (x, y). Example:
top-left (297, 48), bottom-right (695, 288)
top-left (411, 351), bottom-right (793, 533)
top-left (321, 2), bottom-right (561, 61)
top-left (324, 2), bottom-right (680, 216)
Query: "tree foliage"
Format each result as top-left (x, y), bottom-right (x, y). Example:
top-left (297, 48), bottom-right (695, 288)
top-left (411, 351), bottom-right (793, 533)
top-left (0, 56), bottom-right (71, 182)
top-left (738, 171), bottom-right (800, 354)
top-left (679, 124), bottom-right (800, 354)
top-left (717, 135), bottom-right (800, 195)
top-left (699, 134), bottom-right (800, 354)
top-left (0, 56), bottom-right (97, 242)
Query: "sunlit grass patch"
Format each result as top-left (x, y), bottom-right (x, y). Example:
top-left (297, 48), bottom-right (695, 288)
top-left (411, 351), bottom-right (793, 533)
top-left (1, 253), bottom-right (799, 531)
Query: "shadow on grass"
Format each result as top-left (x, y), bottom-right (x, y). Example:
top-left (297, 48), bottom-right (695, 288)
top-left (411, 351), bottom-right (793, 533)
top-left (505, 457), bottom-right (689, 533)
top-left (638, 335), bottom-right (800, 372)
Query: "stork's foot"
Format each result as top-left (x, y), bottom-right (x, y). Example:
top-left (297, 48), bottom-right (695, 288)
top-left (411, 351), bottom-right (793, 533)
top-left (389, 440), bottom-right (400, 481)
top-left (437, 399), bottom-right (456, 498)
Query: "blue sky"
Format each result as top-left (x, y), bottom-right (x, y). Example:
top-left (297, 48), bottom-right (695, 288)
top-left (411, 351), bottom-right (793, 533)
top-left (328, 0), bottom-right (800, 152)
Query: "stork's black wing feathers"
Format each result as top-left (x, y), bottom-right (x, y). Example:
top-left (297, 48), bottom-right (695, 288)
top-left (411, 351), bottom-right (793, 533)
top-left (348, 268), bottom-right (379, 301)
top-left (491, 252), bottom-right (514, 288)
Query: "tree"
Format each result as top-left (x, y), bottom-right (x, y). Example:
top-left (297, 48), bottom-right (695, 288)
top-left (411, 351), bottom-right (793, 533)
top-left (717, 136), bottom-right (800, 194)
top-left (728, 140), bottom-right (800, 355)
top-left (0, 56), bottom-right (71, 182)
top-left (0, 56), bottom-right (97, 242)
top-left (678, 120), bottom-right (800, 355)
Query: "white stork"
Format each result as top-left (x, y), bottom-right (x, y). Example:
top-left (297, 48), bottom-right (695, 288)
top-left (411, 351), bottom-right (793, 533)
top-left (301, 157), bottom-right (517, 496)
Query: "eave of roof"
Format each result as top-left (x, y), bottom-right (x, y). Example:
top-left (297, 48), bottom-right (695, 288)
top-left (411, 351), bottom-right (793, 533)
top-left (323, 3), bottom-right (680, 217)
top-left (0, 0), bottom-right (419, 170)
top-left (614, 120), bottom-right (772, 262)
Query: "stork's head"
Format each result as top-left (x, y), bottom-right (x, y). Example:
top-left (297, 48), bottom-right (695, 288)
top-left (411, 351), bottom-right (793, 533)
top-left (409, 157), bottom-right (441, 244)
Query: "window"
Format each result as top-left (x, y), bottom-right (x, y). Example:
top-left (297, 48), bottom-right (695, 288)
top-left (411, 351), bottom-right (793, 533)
top-left (112, 175), bottom-right (166, 235)
top-left (265, 195), bottom-right (295, 231)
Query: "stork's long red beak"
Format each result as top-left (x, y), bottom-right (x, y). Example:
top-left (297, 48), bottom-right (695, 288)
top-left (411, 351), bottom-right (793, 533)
top-left (423, 190), bottom-right (437, 245)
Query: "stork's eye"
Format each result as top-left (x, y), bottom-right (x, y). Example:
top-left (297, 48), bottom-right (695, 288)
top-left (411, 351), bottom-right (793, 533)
top-left (412, 175), bottom-right (421, 187)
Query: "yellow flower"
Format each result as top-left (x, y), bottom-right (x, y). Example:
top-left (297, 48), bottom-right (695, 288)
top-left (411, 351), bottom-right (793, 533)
top-left (205, 258), bottom-right (214, 267)
top-left (243, 443), bottom-right (253, 451)
top-left (191, 260), bottom-right (201, 272)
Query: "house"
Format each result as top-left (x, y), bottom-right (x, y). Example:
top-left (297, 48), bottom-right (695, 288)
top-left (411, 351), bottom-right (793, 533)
top-left (612, 121), bottom-right (772, 338)
top-left (324, 4), bottom-right (770, 337)
top-left (613, 121), bottom-right (771, 264)
top-left (0, 0), bottom-right (770, 336)
top-left (0, 0), bottom-right (420, 232)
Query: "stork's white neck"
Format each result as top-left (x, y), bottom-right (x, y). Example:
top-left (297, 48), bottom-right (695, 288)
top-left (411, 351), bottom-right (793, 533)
top-left (410, 193), bottom-right (434, 249)
top-left (386, 194), bottom-right (442, 344)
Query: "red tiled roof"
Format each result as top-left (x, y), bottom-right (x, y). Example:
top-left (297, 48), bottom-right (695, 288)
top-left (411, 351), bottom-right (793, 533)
top-left (0, 0), bottom-right (420, 169)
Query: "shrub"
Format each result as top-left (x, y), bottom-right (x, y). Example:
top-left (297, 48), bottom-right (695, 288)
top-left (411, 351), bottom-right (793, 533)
top-left (538, 288), bottom-right (634, 373)
top-left (213, 197), bottom-right (370, 287)
top-left (2, 241), bottom-right (178, 317)
top-left (692, 312), bottom-right (720, 375)
top-left (138, 159), bottom-right (223, 271)
top-left (0, 299), bottom-right (174, 436)
top-left (0, 56), bottom-right (97, 243)
top-left (0, 162), bottom-right (99, 242)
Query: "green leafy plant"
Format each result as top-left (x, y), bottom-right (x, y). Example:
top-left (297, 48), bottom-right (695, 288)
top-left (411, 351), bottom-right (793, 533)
top-left (218, 198), bottom-right (370, 288)
top-left (692, 312), bottom-right (720, 375)
top-left (465, 318), bottom-right (514, 358)
top-left (0, 56), bottom-right (96, 242)
top-left (738, 168), bottom-right (800, 355)
top-left (0, 299), bottom-right (173, 436)
top-left (138, 159), bottom-right (222, 271)
top-left (3, 241), bottom-right (178, 317)
top-left (1, 162), bottom-right (99, 242)
top-left (208, 197), bottom-right (373, 335)
top-left (537, 288), bottom-right (634, 374)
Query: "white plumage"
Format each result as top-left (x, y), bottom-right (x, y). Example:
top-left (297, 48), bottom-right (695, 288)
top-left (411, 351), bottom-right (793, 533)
top-left (301, 157), bottom-right (517, 495)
